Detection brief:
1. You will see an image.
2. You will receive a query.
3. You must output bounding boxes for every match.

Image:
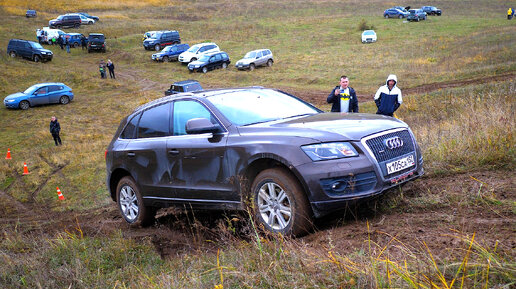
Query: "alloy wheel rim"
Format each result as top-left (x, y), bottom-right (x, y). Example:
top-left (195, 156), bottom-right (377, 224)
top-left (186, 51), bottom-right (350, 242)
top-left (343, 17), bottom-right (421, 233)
top-left (120, 185), bottom-right (139, 222)
top-left (257, 182), bottom-right (292, 231)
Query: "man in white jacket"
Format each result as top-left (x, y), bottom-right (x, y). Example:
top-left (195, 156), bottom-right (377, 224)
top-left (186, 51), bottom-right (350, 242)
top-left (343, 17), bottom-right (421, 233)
top-left (374, 74), bottom-right (402, 117)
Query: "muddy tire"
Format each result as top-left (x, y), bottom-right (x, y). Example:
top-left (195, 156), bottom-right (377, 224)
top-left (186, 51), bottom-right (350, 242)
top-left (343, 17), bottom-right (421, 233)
top-left (19, 101), bottom-right (30, 110)
top-left (163, 56), bottom-right (169, 62)
top-left (251, 168), bottom-right (313, 237)
top-left (249, 63), bottom-right (255, 71)
top-left (116, 176), bottom-right (156, 227)
top-left (154, 44), bottom-right (160, 51)
top-left (202, 66), bottom-right (208, 73)
top-left (222, 62), bottom-right (228, 69)
top-left (9, 51), bottom-right (16, 58)
top-left (33, 55), bottom-right (41, 62)
top-left (267, 59), bottom-right (273, 67)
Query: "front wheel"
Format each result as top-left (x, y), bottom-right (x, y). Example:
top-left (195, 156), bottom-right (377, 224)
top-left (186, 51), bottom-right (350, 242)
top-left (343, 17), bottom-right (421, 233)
top-left (249, 63), bottom-right (255, 71)
top-left (398, 15), bottom-right (403, 19)
top-left (116, 176), bottom-right (156, 227)
top-left (9, 51), bottom-right (16, 58)
top-left (251, 168), bottom-right (313, 237)
top-left (202, 66), bottom-right (208, 73)
top-left (59, 95), bottom-right (70, 105)
top-left (162, 56), bottom-right (169, 62)
top-left (384, 14), bottom-right (389, 19)
top-left (222, 62), bottom-right (228, 69)
top-left (33, 55), bottom-right (41, 62)
top-left (19, 100), bottom-right (30, 110)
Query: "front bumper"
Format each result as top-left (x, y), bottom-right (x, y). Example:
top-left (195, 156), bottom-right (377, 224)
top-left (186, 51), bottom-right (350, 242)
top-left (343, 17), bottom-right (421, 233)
top-left (235, 63), bottom-right (250, 69)
top-left (4, 100), bottom-right (20, 108)
top-left (40, 54), bottom-right (53, 61)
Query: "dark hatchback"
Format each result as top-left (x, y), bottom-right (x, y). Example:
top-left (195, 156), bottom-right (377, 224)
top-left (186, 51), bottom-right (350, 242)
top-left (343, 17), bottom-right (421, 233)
top-left (188, 51), bottom-right (230, 73)
top-left (106, 88), bottom-right (424, 236)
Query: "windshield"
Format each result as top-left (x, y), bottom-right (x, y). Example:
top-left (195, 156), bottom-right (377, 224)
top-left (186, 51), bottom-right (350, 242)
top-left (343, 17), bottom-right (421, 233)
top-left (244, 51), bottom-right (257, 59)
top-left (186, 44), bottom-right (200, 53)
top-left (198, 54), bottom-right (210, 62)
top-left (23, 84), bottom-right (40, 94)
top-left (151, 32), bottom-right (162, 39)
top-left (208, 89), bottom-right (319, 126)
top-left (363, 31), bottom-right (375, 35)
top-left (57, 15), bottom-right (64, 20)
top-left (31, 42), bottom-right (44, 49)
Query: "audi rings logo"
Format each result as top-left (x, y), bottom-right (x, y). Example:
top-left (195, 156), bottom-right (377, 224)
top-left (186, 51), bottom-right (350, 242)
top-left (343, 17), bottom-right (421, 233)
top-left (384, 136), bottom-right (404, 150)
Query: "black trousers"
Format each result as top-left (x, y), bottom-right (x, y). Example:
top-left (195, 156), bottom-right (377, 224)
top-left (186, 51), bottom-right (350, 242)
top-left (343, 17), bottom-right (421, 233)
top-left (52, 133), bottom-right (62, 146)
top-left (109, 69), bottom-right (115, 79)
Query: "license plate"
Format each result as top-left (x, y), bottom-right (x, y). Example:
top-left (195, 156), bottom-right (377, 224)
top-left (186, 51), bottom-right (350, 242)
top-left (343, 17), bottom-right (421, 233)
top-left (386, 155), bottom-right (415, 175)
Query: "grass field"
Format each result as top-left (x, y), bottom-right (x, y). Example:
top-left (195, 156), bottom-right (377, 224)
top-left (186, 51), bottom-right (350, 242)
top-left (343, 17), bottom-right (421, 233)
top-left (0, 0), bottom-right (515, 288)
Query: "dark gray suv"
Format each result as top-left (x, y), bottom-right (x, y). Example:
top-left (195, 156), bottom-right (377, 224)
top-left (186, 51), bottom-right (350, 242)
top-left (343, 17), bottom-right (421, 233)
top-left (106, 87), bottom-right (423, 236)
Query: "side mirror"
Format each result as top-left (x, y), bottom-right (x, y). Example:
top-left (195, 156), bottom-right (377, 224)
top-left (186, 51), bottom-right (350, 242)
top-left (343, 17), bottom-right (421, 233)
top-left (185, 118), bottom-right (221, 134)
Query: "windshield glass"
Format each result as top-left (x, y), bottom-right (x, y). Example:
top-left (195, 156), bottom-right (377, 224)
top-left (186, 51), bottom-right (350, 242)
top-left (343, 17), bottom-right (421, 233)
top-left (23, 84), bottom-right (40, 94)
top-left (198, 54), bottom-right (210, 62)
top-left (152, 32), bottom-right (162, 39)
top-left (57, 15), bottom-right (64, 20)
top-left (208, 89), bottom-right (319, 126)
top-left (31, 42), bottom-right (44, 49)
top-left (162, 46), bottom-right (172, 52)
top-left (363, 31), bottom-right (375, 35)
top-left (244, 51), bottom-right (257, 59)
top-left (186, 45), bottom-right (200, 53)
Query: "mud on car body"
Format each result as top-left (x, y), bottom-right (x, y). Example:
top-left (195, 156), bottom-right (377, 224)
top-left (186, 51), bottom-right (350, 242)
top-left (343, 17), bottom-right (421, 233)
top-left (106, 87), bottom-right (424, 236)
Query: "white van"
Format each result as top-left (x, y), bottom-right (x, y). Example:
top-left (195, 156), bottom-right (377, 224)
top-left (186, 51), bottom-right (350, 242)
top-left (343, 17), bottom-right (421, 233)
top-left (36, 27), bottom-right (65, 44)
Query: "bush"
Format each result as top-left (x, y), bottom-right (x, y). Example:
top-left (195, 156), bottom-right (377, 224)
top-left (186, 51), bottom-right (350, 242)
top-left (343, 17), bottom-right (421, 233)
top-left (357, 19), bottom-right (374, 31)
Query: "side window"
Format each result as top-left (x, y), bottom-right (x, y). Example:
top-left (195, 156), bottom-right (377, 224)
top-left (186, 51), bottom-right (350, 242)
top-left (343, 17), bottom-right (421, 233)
top-left (36, 87), bottom-right (48, 95)
top-left (120, 113), bottom-right (140, 139)
top-left (256, 51), bottom-right (262, 58)
top-left (24, 42), bottom-right (31, 49)
top-left (173, 100), bottom-right (215, 136)
top-left (48, 85), bottom-right (62, 92)
top-left (214, 54), bottom-right (222, 61)
top-left (199, 46), bottom-right (207, 53)
top-left (137, 103), bottom-right (171, 138)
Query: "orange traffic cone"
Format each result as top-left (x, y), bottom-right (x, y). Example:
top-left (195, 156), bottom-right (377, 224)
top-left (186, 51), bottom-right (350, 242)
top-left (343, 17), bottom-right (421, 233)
top-left (56, 187), bottom-right (65, 200)
top-left (22, 162), bottom-right (30, 175)
top-left (5, 149), bottom-right (12, 160)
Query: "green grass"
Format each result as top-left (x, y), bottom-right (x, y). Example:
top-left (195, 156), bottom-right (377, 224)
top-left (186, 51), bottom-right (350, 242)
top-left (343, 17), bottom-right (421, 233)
top-left (0, 0), bottom-right (515, 288)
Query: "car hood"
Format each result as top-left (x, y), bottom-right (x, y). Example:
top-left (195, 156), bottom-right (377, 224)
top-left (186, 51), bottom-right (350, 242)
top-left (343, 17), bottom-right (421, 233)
top-left (144, 39), bottom-right (157, 44)
top-left (236, 58), bottom-right (253, 64)
top-left (189, 60), bottom-right (205, 66)
top-left (49, 19), bottom-right (58, 23)
top-left (4, 92), bottom-right (26, 101)
top-left (238, 113), bottom-right (408, 142)
top-left (39, 48), bottom-right (53, 53)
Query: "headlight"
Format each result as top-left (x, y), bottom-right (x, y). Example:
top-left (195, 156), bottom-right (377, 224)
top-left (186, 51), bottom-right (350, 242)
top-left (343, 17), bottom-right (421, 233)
top-left (7, 99), bottom-right (16, 103)
top-left (301, 142), bottom-right (358, 161)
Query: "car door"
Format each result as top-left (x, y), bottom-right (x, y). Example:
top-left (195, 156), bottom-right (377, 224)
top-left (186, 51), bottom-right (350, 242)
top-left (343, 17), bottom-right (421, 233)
top-left (208, 55), bottom-right (217, 70)
top-left (21, 42), bottom-right (32, 58)
top-left (47, 85), bottom-right (63, 103)
top-left (256, 51), bottom-right (265, 66)
top-left (122, 103), bottom-right (174, 199)
top-left (30, 86), bottom-right (49, 106)
top-left (166, 99), bottom-right (236, 202)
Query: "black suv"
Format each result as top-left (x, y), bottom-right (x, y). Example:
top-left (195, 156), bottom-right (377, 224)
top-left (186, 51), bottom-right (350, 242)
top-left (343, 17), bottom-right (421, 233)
top-left (49, 15), bottom-right (81, 29)
top-left (88, 33), bottom-right (106, 53)
top-left (164, 80), bottom-right (202, 96)
top-left (106, 87), bottom-right (424, 236)
top-left (143, 30), bottom-right (180, 51)
top-left (7, 39), bottom-right (53, 62)
top-left (188, 51), bottom-right (230, 73)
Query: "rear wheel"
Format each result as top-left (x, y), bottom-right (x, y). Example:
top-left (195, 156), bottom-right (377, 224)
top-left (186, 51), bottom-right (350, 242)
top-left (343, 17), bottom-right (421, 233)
top-left (33, 55), bottom-right (41, 62)
top-left (267, 59), bottom-right (273, 67)
top-left (73, 42), bottom-right (79, 48)
top-left (59, 95), bottom-right (70, 105)
top-left (398, 15), bottom-right (403, 19)
top-left (116, 176), bottom-right (156, 227)
top-left (19, 101), bottom-right (30, 110)
top-left (384, 14), bottom-right (389, 19)
top-left (251, 168), bottom-right (313, 237)
top-left (9, 51), bottom-right (16, 58)
top-left (249, 63), bottom-right (255, 71)
top-left (74, 23), bottom-right (80, 28)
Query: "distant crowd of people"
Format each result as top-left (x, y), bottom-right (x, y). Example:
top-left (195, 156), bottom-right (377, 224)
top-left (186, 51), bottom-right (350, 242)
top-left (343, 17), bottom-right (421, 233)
top-left (327, 74), bottom-right (403, 117)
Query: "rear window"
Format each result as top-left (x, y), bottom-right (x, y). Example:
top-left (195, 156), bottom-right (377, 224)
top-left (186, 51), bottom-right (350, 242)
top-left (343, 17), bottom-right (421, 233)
top-left (48, 85), bottom-right (63, 92)
top-left (137, 103), bottom-right (171, 138)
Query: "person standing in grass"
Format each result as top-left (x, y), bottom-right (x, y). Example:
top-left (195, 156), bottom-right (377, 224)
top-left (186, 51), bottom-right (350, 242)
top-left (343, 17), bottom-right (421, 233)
top-left (107, 59), bottom-right (115, 79)
top-left (508, 8), bottom-right (513, 19)
top-left (327, 75), bottom-right (359, 113)
top-left (81, 35), bottom-right (87, 50)
top-left (50, 116), bottom-right (62, 146)
top-left (99, 60), bottom-right (106, 79)
top-left (65, 37), bottom-right (70, 53)
top-left (57, 35), bottom-right (63, 50)
top-left (374, 74), bottom-right (402, 117)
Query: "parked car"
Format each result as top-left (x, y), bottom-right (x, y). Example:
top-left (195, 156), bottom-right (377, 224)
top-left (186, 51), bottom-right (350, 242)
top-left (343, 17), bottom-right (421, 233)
top-left (164, 80), bottom-right (202, 96)
top-left (78, 12), bottom-right (99, 21)
top-left (393, 6), bottom-right (410, 12)
top-left (66, 13), bottom-right (95, 25)
top-left (143, 30), bottom-right (181, 51)
top-left (383, 8), bottom-right (409, 19)
top-left (37, 27), bottom-right (65, 44)
top-left (87, 33), bottom-right (106, 53)
top-left (49, 14), bottom-right (81, 29)
top-left (361, 30), bottom-right (377, 43)
top-left (4, 83), bottom-right (73, 110)
top-left (63, 33), bottom-right (85, 47)
top-left (105, 87), bottom-right (424, 236)
top-left (178, 42), bottom-right (220, 64)
top-left (26, 10), bottom-right (37, 18)
top-left (152, 44), bottom-right (189, 62)
top-left (407, 9), bottom-right (427, 21)
top-left (421, 6), bottom-right (442, 16)
top-left (235, 49), bottom-right (273, 71)
top-left (188, 51), bottom-right (230, 73)
top-left (7, 39), bottom-right (53, 62)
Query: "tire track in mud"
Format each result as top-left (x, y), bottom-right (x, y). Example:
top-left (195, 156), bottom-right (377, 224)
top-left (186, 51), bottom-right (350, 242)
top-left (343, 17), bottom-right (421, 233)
top-left (28, 154), bottom-right (70, 203)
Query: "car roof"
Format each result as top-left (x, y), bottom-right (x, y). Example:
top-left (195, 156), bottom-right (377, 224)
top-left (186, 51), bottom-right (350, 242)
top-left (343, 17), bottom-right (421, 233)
top-left (173, 79), bottom-right (200, 85)
top-left (89, 33), bottom-right (104, 36)
top-left (134, 86), bottom-right (264, 113)
top-left (66, 33), bottom-right (82, 36)
top-left (32, 82), bottom-right (67, 88)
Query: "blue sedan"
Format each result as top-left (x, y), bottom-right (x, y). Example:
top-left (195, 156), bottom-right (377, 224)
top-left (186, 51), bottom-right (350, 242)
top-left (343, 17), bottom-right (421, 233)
top-left (4, 83), bottom-right (74, 110)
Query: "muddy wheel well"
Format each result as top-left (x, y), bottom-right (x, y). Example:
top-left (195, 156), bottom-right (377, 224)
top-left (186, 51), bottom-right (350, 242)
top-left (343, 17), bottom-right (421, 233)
top-left (109, 169), bottom-right (131, 201)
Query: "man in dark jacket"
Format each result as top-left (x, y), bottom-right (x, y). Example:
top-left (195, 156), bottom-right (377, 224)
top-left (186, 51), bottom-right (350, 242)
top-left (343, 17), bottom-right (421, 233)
top-left (50, 116), bottom-right (62, 146)
top-left (374, 74), bottom-right (403, 117)
top-left (326, 75), bottom-right (359, 113)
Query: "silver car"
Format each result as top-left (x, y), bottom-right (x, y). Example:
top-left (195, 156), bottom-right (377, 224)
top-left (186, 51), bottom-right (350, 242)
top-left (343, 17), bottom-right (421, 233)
top-left (235, 49), bottom-right (273, 71)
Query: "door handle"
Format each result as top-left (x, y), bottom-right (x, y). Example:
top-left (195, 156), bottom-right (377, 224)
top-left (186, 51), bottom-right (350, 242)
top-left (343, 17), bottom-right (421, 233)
top-left (127, 152), bottom-right (135, 157)
top-left (168, 149), bottom-right (179, 155)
